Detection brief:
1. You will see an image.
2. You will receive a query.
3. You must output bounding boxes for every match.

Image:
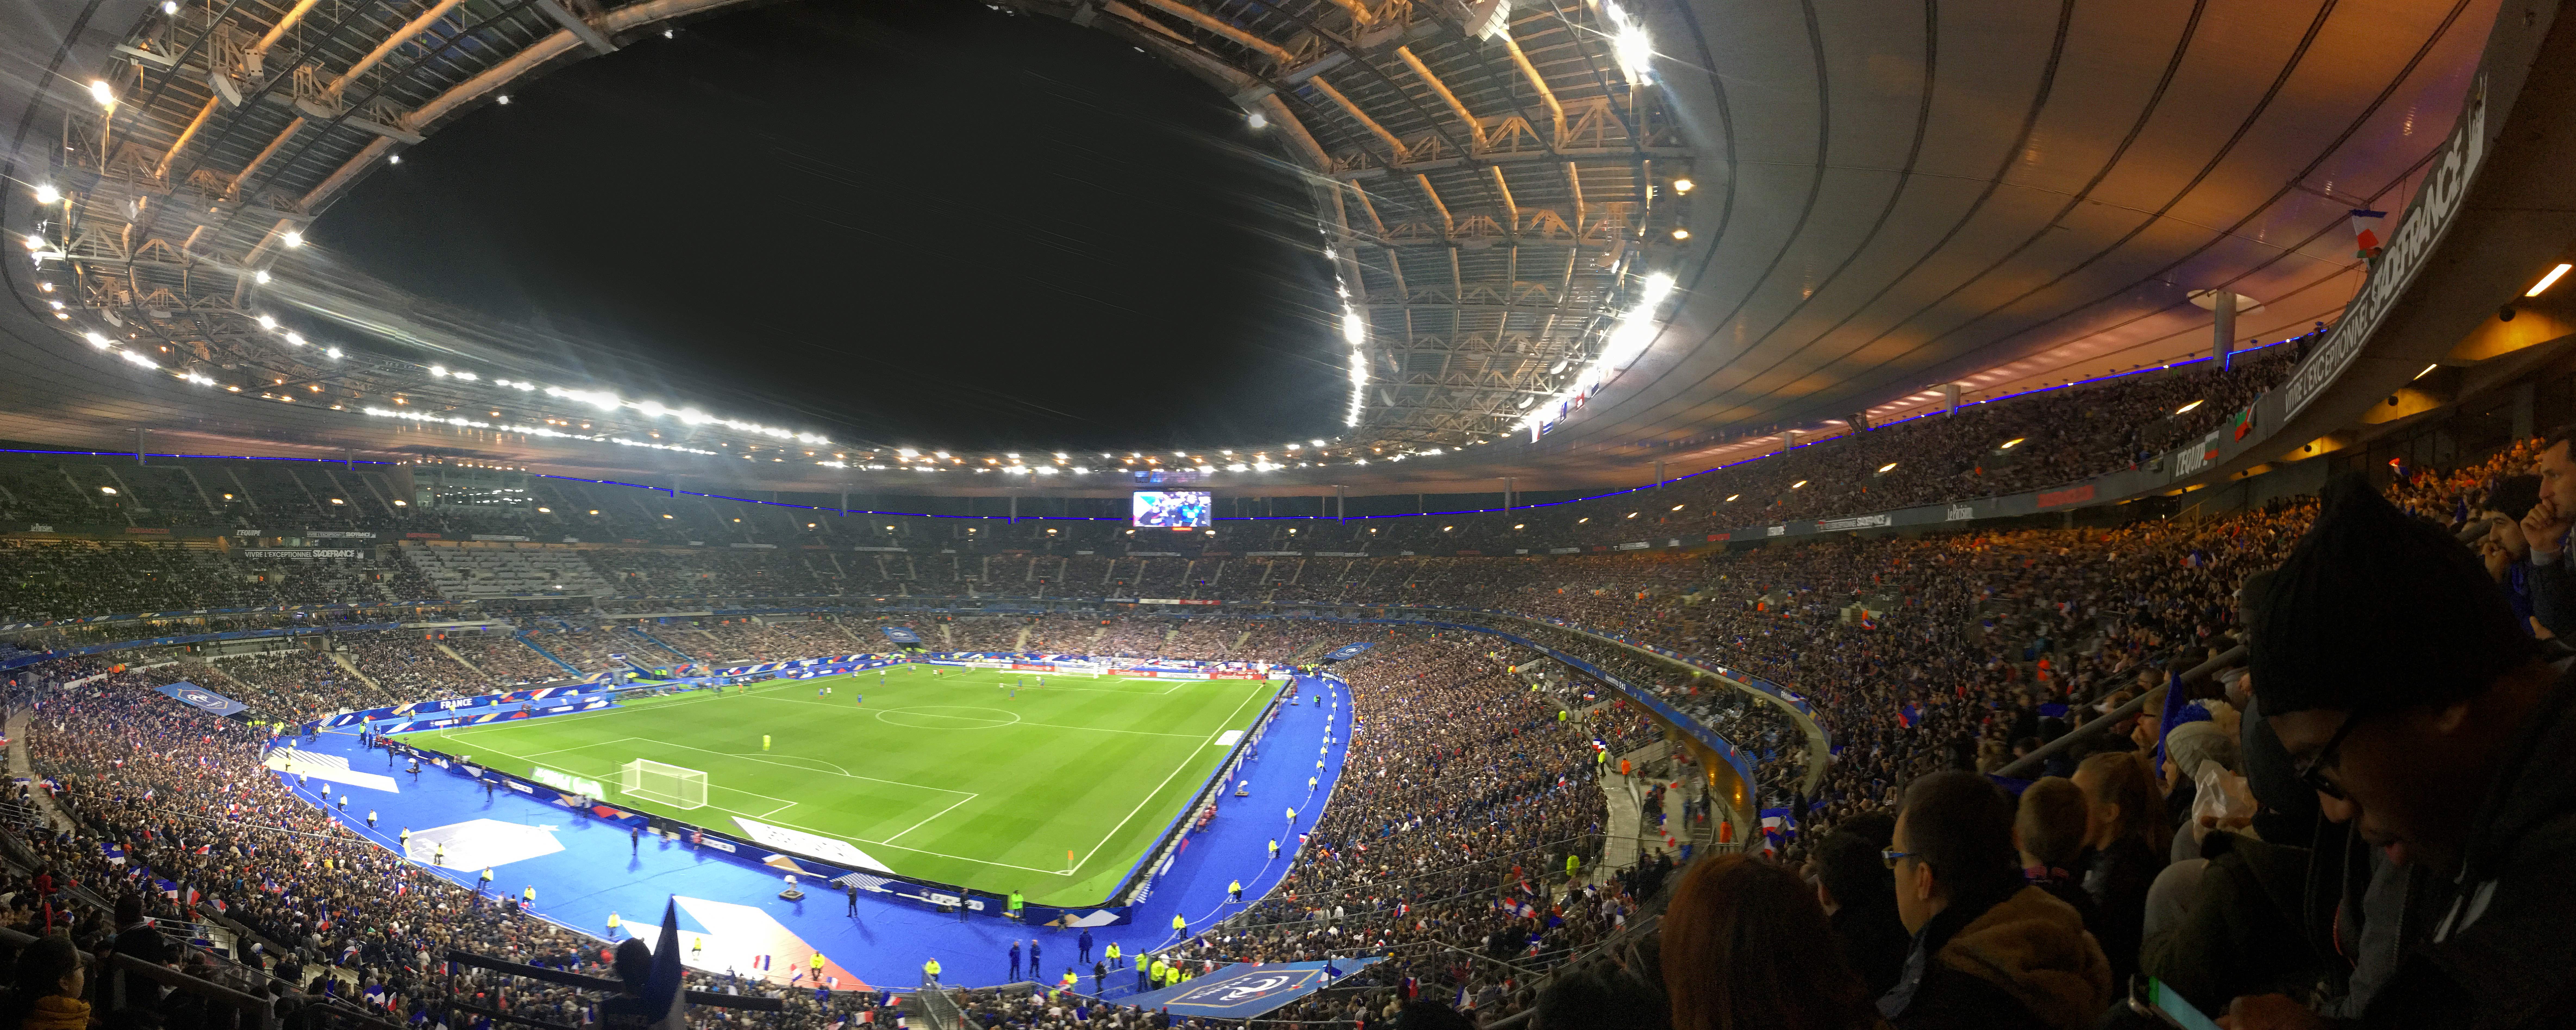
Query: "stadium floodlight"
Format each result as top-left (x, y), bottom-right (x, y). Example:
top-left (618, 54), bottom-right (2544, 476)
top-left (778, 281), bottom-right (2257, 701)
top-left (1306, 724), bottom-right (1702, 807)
top-left (1673, 178), bottom-right (1695, 194)
top-left (1340, 309), bottom-right (1365, 346)
top-left (254, 269), bottom-right (270, 283)
top-left (282, 230), bottom-right (304, 247)
top-left (83, 332), bottom-right (111, 348)
top-left (620, 759), bottom-right (708, 809)
top-left (1671, 228), bottom-right (1690, 240)
top-left (257, 314), bottom-right (277, 329)
top-left (119, 351), bottom-right (155, 369)
top-left (1248, 111), bottom-right (1268, 129)
top-left (22, 233), bottom-right (43, 250)
top-left (325, 347), bottom-right (341, 358)
top-left (89, 80), bottom-right (114, 107)
top-left (1792, 480), bottom-right (1808, 488)
top-left (2000, 438), bottom-right (2024, 449)
top-left (33, 184), bottom-right (59, 205)
top-left (1671, 504), bottom-right (1684, 510)
top-left (1311, 439), bottom-right (1326, 447)
top-left (1603, 2), bottom-right (1653, 82)
top-left (162, 1), bottom-right (175, 12)
top-left (282, 332), bottom-right (304, 346)
top-left (1877, 463), bottom-right (1898, 473)
top-left (2530, 263), bottom-right (2573, 297)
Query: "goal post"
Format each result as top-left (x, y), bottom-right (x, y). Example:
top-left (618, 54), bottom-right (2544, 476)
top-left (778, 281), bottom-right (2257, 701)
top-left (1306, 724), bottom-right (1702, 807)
top-left (620, 759), bottom-right (709, 809)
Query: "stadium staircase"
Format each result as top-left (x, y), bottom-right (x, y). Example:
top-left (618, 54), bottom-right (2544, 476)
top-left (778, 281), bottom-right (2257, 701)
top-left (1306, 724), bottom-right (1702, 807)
top-left (432, 641), bottom-right (489, 682)
top-left (514, 632), bottom-right (582, 676)
top-left (626, 626), bottom-right (696, 661)
top-left (324, 651), bottom-right (388, 702)
top-left (6, 712), bottom-right (71, 833)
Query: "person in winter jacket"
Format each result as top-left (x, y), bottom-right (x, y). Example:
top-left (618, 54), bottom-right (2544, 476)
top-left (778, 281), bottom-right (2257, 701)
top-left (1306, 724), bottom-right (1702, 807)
top-left (2227, 475), bottom-right (2576, 1028)
top-left (1879, 771), bottom-right (2111, 1030)
top-left (4, 935), bottom-right (92, 1030)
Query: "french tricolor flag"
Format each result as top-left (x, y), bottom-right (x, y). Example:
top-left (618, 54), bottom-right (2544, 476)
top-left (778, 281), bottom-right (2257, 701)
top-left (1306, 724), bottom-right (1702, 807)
top-left (751, 955), bottom-right (771, 971)
top-left (2350, 208), bottom-right (2389, 258)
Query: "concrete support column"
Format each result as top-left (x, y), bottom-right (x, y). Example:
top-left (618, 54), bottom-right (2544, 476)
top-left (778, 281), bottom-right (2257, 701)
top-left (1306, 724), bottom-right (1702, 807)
top-left (2213, 290), bottom-right (2237, 370)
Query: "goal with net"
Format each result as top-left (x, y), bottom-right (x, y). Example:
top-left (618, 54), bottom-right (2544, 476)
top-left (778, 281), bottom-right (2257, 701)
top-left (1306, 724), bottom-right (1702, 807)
top-left (620, 759), bottom-right (709, 809)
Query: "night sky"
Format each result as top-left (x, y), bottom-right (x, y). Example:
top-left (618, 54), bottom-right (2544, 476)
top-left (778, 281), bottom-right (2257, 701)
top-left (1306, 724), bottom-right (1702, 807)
top-left (314, 0), bottom-right (1341, 452)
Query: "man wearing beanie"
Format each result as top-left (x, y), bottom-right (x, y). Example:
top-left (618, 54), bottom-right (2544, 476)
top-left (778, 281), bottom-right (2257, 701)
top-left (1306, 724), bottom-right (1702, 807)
top-left (2230, 475), bottom-right (2576, 1028)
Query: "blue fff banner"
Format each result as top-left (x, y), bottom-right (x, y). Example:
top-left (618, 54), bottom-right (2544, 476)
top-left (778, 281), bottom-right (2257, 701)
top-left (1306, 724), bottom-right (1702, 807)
top-left (1321, 642), bottom-right (1374, 661)
top-left (1121, 959), bottom-right (1381, 1018)
top-left (155, 682), bottom-right (250, 718)
top-left (880, 626), bottom-right (921, 644)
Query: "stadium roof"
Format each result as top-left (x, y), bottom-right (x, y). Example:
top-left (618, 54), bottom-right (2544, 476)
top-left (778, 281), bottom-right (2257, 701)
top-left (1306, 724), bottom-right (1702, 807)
top-left (0, 0), bottom-right (2503, 494)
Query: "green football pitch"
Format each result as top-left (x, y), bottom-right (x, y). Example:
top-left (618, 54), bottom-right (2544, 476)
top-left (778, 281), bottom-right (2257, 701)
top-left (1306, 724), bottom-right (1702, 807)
top-left (402, 667), bottom-right (1282, 907)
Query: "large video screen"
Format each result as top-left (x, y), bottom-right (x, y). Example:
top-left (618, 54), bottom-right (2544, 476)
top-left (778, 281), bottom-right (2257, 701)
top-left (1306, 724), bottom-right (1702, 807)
top-left (1132, 490), bottom-right (1212, 528)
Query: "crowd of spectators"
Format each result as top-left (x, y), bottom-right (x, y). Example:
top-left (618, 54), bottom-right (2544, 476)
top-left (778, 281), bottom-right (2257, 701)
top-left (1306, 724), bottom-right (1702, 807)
top-left (8, 419), bottom-right (2574, 1029)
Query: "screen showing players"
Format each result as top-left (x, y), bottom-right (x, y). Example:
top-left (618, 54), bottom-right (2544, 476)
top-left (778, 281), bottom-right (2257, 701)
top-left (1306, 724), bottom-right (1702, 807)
top-left (1132, 491), bottom-right (1212, 528)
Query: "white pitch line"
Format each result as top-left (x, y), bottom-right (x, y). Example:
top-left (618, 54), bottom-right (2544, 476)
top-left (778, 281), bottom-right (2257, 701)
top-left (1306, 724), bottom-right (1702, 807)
top-left (644, 741), bottom-right (976, 797)
top-left (1069, 681), bottom-right (1268, 873)
top-left (880, 791), bottom-right (983, 846)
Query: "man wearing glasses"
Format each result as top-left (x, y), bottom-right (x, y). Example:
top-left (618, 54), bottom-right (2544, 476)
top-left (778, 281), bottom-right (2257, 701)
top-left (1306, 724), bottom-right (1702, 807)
top-left (2229, 476), bottom-right (2576, 1029)
top-left (1875, 770), bottom-right (2110, 1030)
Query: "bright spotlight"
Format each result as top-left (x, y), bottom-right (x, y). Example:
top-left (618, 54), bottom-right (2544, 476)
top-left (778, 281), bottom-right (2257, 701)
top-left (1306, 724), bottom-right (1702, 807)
top-left (89, 80), bottom-right (114, 107)
top-left (495, 94), bottom-right (511, 105)
top-left (33, 184), bottom-right (59, 205)
top-left (281, 230), bottom-right (303, 247)
top-left (1247, 111), bottom-right (1268, 129)
top-left (253, 269), bottom-right (270, 284)
top-left (1670, 228), bottom-right (1690, 241)
top-left (1672, 178), bottom-right (1694, 194)
top-left (256, 314), bottom-right (277, 329)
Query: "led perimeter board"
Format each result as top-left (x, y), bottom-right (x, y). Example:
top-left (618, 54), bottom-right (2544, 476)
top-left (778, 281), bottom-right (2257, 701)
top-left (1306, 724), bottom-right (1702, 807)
top-left (1133, 491), bottom-right (1211, 528)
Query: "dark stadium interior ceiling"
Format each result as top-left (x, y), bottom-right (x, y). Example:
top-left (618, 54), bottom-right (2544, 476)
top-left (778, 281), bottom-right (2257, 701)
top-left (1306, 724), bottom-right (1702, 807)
top-left (0, 0), bottom-right (2503, 495)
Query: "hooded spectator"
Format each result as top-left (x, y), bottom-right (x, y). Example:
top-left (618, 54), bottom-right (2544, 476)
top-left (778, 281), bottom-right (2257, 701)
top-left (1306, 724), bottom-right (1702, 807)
top-left (1878, 772), bottom-right (2109, 1030)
